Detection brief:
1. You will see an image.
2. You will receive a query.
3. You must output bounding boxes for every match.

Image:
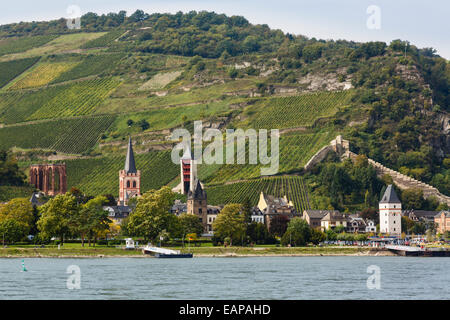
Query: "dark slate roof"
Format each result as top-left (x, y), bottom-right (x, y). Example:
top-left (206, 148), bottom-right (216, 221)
top-left (379, 185), bottom-right (401, 204)
top-left (104, 205), bottom-right (132, 219)
top-left (207, 205), bottom-right (221, 214)
top-left (124, 137), bottom-right (137, 174)
top-left (171, 200), bottom-right (187, 214)
top-left (188, 179), bottom-right (207, 200)
top-left (303, 210), bottom-right (335, 219)
top-left (321, 211), bottom-right (347, 221)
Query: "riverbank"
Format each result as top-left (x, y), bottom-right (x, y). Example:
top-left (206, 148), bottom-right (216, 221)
top-left (0, 246), bottom-right (395, 258)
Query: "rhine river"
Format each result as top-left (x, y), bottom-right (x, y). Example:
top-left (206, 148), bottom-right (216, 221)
top-left (1, 256), bottom-right (449, 299)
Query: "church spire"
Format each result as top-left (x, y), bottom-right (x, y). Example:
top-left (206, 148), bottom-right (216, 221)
top-left (124, 137), bottom-right (137, 174)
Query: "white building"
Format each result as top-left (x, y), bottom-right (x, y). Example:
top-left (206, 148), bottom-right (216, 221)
top-left (379, 185), bottom-right (402, 236)
top-left (365, 219), bottom-right (377, 233)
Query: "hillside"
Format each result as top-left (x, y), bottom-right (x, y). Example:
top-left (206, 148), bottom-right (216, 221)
top-left (0, 10), bottom-right (448, 211)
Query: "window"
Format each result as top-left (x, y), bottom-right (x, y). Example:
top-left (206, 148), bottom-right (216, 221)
top-left (132, 181), bottom-right (136, 188)
top-left (126, 181), bottom-right (130, 188)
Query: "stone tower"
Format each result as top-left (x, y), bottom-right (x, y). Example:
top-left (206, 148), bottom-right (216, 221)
top-left (118, 137), bottom-right (141, 206)
top-left (180, 148), bottom-right (197, 194)
top-left (187, 179), bottom-right (207, 232)
top-left (379, 185), bottom-right (402, 236)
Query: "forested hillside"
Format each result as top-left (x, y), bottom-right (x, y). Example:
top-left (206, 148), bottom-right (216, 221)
top-left (0, 10), bottom-right (448, 211)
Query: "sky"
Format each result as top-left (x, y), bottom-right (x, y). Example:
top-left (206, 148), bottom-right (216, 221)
top-left (0, 0), bottom-right (449, 59)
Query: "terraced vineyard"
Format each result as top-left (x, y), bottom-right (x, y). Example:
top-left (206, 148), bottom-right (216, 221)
top-left (9, 61), bottom-right (78, 89)
top-left (203, 131), bottom-right (337, 185)
top-left (0, 185), bottom-right (36, 201)
top-left (64, 150), bottom-right (179, 196)
top-left (27, 77), bottom-right (121, 120)
top-left (0, 57), bottom-right (40, 88)
top-left (0, 115), bottom-right (115, 154)
top-left (0, 35), bottom-right (57, 56)
top-left (51, 53), bottom-right (125, 83)
top-left (240, 90), bottom-right (353, 129)
top-left (0, 85), bottom-right (65, 124)
top-left (206, 176), bottom-right (312, 212)
top-left (81, 29), bottom-right (125, 48)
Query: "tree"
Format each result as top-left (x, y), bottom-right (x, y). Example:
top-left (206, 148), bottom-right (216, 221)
top-left (310, 228), bottom-right (326, 245)
top-left (0, 198), bottom-right (34, 237)
top-left (360, 208), bottom-right (379, 224)
top-left (241, 197), bottom-right (252, 224)
top-left (137, 119), bottom-right (150, 131)
top-left (0, 219), bottom-right (24, 243)
top-left (37, 193), bottom-right (79, 244)
top-left (402, 188), bottom-right (424, 209)
top-left (269, 215), bottom-right (289, 237)
top-left (70, 196), bottom-right (110, 246)
top-left (178, 213), bottom-right (203, 237)
top-left (0, 150), bottom-right (25, 186)
top-left (127, 187), bottom-right (176, 241)
top-left (247, 222), bottom-right (273, 244)
top-left (281, 217), bottom-right (311, 246)
top-left (212, 204), bottom-right (246, 246)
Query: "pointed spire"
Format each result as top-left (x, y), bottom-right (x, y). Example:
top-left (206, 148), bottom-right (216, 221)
top-left (124, 137), bottom-right (137, 174)
top-left (380, 184), bottom-right (400, 204)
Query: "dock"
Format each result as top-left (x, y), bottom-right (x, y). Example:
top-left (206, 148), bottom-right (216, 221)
top-left (142, 245), bottom-right (193, 258)
top-left (385, 245), bottom-right (450, 257)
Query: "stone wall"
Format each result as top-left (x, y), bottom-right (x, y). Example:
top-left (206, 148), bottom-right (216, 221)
top-left (304, 136), bottom-right (450, 206)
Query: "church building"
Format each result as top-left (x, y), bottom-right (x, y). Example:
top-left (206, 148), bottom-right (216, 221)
top-left (118, 137), bottom-right (141, 206)
top-left (379, 184), bottom-right (402, 236)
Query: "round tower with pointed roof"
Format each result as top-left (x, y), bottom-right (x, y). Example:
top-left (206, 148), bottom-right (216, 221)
top-left (379, 184), bottom-right (402, 236)
top-left (118, 137), bottom-right (141, 206)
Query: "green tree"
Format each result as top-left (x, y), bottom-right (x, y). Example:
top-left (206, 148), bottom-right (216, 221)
top-left (241, 197), bottom-right (252, 224)
top-left (127, 187), bottom-right (176, 241)
top-left (310, 228), bottom-right (326, 245)
top-left (281, 217), bottom-right (311, 246)
top-left (212, 204), bottom-right (246, 246)
top-left (0, 219), bottom-right (24, 243)
top-left (178, 213), bottom-right (204, 237)
top-left (402, 188), bottom-right (425, 209)
top-left (70, 196), bottom-right (110, 246)
top-left (0, 197), bottom-right (34, 237)
top-left (37, 193), bottom-right (79, 244)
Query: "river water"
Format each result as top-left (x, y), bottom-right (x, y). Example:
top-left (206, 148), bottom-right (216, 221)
top-left (1, 256), bottom-right (449, 299)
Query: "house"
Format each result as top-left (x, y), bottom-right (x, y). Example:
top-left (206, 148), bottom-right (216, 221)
top-left (251, 207), bottom-right (265, 224)
top-left (302, 210), bottom-right (330, 229)
top-left (29, 191), bottom-right (46, 206)
top-left (434, 211), bottom-right (450, 234)
top-left (347, 214), bottom-right (366, 233)
top-left (257, 192), bottom-right (297, 230)
top-left (103, 205), bottom-right (132, 224)
top-left (171, 199), bottom-right (187, 216)
top-left (320, 211), bottom-right (348, 231)
top-left (379, 185), bottom-right (402, 236)
top-left (404, 210), bottom-right (439, 223)
top-left (206, 205), bottom-right (221, 234)
top-left (365, 219), bottom-right (377, 233)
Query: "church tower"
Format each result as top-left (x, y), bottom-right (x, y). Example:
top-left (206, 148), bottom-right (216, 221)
top-left (180, 148), bottom-right (197, 194)
top-left (379, 184), bottom-right (402, 236)
top-left (187, 179), bottom-right (207, 232)
top-left (118, 137), bottom-right (141, 206)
